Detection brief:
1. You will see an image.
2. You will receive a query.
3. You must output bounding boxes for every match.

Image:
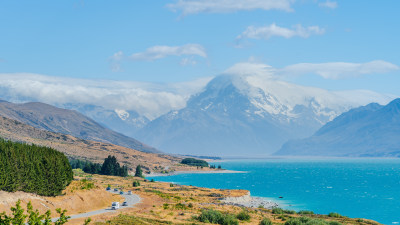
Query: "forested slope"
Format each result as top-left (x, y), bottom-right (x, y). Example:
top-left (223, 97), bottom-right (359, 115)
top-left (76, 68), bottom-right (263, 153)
top-left (0, 139), bottom-right (73, 196)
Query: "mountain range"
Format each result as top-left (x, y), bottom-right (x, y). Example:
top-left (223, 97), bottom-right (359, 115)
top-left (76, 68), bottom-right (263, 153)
top-left (276, 98), bottom-right (400, 157)
top-left (0, 71), bottom-right (396, 156)
top-left (0, 100), bottom-right (159, 153)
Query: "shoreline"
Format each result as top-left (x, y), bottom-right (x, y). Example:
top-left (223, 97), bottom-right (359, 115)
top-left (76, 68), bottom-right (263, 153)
top-left (146, 169), bottom-right (247, 177)
top-left (146, 169), bottom-right (281, 210)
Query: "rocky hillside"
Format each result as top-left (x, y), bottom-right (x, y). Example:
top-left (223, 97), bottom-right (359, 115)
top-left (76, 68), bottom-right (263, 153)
top-left (0, 115), bottom-right (178, 173)
top-left (0, 100), bottom-right (159, 153)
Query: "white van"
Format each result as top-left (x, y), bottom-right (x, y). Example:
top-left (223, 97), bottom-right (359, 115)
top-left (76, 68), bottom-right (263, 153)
top-left (111, 202), bottom-right (120, 210)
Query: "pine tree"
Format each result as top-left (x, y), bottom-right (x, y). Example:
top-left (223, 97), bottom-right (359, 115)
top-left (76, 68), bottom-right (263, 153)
top-left (135, 165), bottom-right (143, 178)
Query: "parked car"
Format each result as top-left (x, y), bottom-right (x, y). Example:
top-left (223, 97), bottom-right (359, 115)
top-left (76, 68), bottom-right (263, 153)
top-left (122, 201), bottom-right (128, 206)
top-left (128, 191), bottom-right (132, 195)
top-left (119, 191), bottom-right (124, 195)
top-left (114, 188), bottom-right (118, 192)
top-left (106, 186), bottom-right (111, 191)
top-left (111, 202), bottom-right (119, 210)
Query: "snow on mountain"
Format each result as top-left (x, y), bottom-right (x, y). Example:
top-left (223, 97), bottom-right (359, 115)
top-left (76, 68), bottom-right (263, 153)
top-left (115, 109), bottom-right (130, 120)
top-left (135, 71), bottom-right (395, 156)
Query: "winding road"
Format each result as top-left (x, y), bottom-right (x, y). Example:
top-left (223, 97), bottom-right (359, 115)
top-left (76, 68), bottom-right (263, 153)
top-left (50, 190), bottom-right (141, 222)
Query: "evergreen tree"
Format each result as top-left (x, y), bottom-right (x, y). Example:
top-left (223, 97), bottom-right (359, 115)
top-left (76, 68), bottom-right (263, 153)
top-left (135, 165), bottom-right (143, 178)
top-left (0, 139), bottom-right (73, 196)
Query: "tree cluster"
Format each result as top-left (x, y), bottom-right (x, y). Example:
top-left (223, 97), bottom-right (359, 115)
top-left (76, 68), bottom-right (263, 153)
top-left (209, 165), bottom-right (222, 169)
top-left (181, 158), bottom-right (209, 167)
top-left (70, 155), bottom-right (128, 177)
top-left (0, 139), bottom-right (73, 196)
top-left (70, 158), bottom-right (102, 174)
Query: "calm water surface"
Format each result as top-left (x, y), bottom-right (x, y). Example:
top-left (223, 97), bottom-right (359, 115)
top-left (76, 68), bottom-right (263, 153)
top-left (152, 158), bottom-right (400, 225)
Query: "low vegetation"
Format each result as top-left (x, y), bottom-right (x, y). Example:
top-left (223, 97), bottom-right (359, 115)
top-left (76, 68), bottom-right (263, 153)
top-left (284, 217), bottom-right (343, 225)
top-left (0, 200), bottom-right (87, 225)
top-left (196, 209), bottom-right (239, 225)
top-left (0, 139), bottom-right (73, 196)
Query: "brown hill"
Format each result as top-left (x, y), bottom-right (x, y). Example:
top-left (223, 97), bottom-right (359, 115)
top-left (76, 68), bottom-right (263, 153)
top-left (0, 115), bottom-right (179, 173)
top-left (0, 100), bottom-right (159, 153)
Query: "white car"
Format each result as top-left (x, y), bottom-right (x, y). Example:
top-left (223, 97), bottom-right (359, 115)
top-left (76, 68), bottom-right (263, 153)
top-left (128, 191), bottom-right (132, 195)
top-left (111, 202), bottom-right (119, 210)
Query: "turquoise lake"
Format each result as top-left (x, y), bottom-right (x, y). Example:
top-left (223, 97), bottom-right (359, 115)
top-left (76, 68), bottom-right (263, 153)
top-left (152, 158), bottom-right (400, 225)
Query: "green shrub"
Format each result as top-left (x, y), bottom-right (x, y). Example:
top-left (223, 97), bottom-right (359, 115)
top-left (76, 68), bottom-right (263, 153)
top-left (328, 212), bottom-right (341, 218)
top-left (284, 217), bottom-right (342, 225)
top-left (283, 209), bottom-right (296, 214)
top-left (298, 210), bottom-right (314, 215)
top-left (175, 203), bottom-right (187, 210)
top-left (236, 210), bottom-right (251, 221)
top-left (163, 203), bottom-right (169, 209)
top-left (272, 207), bottom-right (284, 214)
top-left (197, 209), bottom-right (238, 225)
top-left (260, 218), bottom-right (272, 225)
top-left (133, 181), bottom-right (140, 187)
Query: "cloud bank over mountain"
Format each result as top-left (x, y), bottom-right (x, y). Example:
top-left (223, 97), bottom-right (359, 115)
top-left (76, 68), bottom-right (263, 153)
top-left (0, 73), bottom-right (211, 120)
top-left (0, 60), bottom-right (397, 121)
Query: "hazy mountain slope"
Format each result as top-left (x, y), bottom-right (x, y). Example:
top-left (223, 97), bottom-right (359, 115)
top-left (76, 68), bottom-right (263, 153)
top-left (60, 103), bottom-right (149, 138)
top-left (136, 74), bottom-right (394, 156)
top-left (0, 115), bottom-right (178, 172)
top-left (275, 98), bottom-right (400, 157)
top-left (0, 101), bottom-right (159, 153)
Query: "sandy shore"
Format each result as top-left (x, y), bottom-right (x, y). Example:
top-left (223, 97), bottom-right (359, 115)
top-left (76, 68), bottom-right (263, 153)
top-left (146, 169), bottom-right (247, 177)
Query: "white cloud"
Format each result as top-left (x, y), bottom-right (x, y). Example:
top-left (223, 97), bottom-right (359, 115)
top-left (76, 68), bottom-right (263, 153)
top-left (318, 1), bottom-right (338, 9)
top-left (224, 60), bottom-right (399, 80)
top-left (130, 44), bottom-right (207, 61)
top-left (167, 0), bottom-right (294, 15)
top-left (0, 73), bottom-right (212, 120)
top-left (237, 23), bottom-right (325, 40)
top-left (278, 60), bottom-right (400, 79)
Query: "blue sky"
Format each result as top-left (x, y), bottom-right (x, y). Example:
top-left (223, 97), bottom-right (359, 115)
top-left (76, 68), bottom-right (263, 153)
top-left (0, 0), bottom-right (399, 95)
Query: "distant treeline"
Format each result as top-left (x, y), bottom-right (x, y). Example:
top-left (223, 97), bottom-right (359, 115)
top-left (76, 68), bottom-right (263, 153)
top-left (181, 158), bottom-right (209, 167)
top-left (0, 139), bottom-right (73, 196)
top-left (70, 155), bottom-right (128, 177)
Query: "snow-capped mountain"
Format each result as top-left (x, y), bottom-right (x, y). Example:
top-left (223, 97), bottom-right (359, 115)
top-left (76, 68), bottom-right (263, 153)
top-left (60, 103), bottom-right (149, 137)
top-left (134, 72), bottom-right (394, 156)
top-left (0, 71), bottom-right (395, 156)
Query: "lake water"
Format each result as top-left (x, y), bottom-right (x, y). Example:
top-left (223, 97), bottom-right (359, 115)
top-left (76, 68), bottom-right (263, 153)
top-left (152, 158), bottom-right (400, 225)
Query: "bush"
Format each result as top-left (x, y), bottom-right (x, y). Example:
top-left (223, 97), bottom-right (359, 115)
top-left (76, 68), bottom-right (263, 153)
top-left (133, 181), bottom-right (140, 187)
top-left (236, 210), bottom-right (251, 221)
top-left (175, 203), bottom-right (187, 210)
top-left (284, 209), bottom-right (296, 214)
top-left (197, 209), bottom-right (238, 225)
top-left (272, 207), bottom-right (284, 214)
top-left (0, 200), bottom-right (71, 225)
top-left (298, 210), bottom-right (314, 215)
top-left (328, 212), bottom-right (341, 218)
top-left (260, 218), bottom-right (272, 225)
top-left (284, 217), bottom-right (343, 225)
